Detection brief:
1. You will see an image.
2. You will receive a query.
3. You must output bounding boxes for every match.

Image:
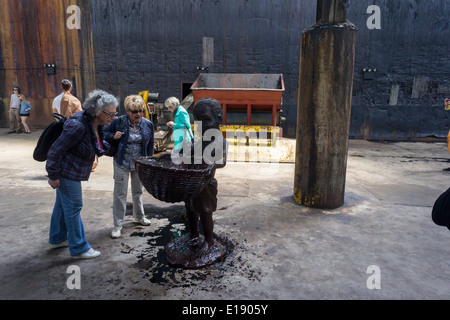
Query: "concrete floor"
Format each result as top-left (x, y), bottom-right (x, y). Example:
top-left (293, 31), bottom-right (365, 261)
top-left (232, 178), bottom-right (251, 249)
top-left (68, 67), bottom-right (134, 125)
top-left (1, 128), bottom-right (450, 300)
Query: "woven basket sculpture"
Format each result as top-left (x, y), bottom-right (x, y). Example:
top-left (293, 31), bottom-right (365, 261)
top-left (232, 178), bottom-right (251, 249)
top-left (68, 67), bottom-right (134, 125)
top-left (134, 154), bottom-right (215, 203)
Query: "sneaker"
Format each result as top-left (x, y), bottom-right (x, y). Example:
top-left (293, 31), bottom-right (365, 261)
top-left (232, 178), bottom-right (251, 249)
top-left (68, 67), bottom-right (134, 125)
top-left (134, 217), bottom-right (151, 226)
top-left (111, 226), bottom-right (122, 238)
top-left (72, 248), bottom-right (101, 260)
top-left (49, 240), bottom-right (69, 249)
top-left (7, 130), bottom-right (15, 134)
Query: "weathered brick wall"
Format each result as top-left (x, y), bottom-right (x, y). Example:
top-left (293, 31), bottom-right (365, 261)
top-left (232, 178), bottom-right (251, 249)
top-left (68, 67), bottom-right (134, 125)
top-left (0, 0), bottom-right (95, 128)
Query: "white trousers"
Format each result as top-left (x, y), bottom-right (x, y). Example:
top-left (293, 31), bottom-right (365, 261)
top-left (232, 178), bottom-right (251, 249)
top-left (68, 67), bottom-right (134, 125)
top-left (113, 162), bottom-right (145, 227)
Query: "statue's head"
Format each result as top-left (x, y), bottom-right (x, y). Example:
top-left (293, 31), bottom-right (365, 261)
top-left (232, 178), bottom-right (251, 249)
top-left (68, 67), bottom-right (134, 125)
top-left (193, 98), bottom-right (223, 135)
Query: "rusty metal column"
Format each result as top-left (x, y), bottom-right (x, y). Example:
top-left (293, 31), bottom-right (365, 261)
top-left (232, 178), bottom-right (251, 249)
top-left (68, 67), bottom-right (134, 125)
top-left (294, 0), bottom-right (357, 209)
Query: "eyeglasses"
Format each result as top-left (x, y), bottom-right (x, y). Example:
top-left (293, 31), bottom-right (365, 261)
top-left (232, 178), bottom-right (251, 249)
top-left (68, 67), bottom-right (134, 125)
top-left (103, 111), bottom-right (118, 118)
top-left (130, 109), bottom-right (144, 114)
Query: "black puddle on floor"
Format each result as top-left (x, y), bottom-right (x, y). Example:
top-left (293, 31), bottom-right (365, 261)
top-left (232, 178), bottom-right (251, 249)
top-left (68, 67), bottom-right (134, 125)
top-left (129, 204), bottom-right (261, 290)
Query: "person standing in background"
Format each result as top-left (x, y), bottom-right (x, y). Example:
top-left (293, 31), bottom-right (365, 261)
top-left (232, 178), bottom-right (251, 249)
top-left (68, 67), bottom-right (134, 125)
top-left (165, 96), bottom-right (193, 156)
top-left (52, 80), bottom-right (67, 114)
top-left (60, 79), bottom-right (82, 118)
top-left (8, 87), bottom-right (23, 134)
top-left (18, 94), bottom-right (32, 134)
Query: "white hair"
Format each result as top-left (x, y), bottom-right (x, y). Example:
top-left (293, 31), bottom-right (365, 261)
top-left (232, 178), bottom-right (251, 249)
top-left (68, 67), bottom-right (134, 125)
top-left (164, 96), bottom-right (180, 109)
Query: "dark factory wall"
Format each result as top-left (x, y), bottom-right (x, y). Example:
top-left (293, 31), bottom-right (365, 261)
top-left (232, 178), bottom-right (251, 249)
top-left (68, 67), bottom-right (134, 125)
top-left (89, 0), bottom-right (312, 130)
top-left (347, 0), bottom-right (450, 140)
top-left (1, 0), bottom-right (449, 140)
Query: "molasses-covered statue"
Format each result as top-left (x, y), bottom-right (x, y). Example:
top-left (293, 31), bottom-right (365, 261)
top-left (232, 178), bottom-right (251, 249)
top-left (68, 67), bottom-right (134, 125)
top-left (165, 97), bottom-right (228, 268)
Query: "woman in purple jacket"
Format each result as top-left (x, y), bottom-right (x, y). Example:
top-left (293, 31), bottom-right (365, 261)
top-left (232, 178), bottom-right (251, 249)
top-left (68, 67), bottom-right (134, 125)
top-left (46, 89), bottom-right (119, 259)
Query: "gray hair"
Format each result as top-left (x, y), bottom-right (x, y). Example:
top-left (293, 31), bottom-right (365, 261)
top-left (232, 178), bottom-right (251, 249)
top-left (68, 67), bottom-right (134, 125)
top-left (83, 89), bottom-right (119, 118)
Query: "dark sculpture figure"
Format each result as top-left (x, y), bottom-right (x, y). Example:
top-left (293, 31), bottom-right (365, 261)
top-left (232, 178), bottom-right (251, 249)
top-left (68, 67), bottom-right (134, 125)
top-left (164, 97), bottom-right (228, 268)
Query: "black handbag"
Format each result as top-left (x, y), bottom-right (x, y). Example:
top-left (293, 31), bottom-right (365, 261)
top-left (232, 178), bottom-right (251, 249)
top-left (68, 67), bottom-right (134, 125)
top-left (432, 187), bottom-right (450, 231)
top-left (104, 117), bottom-right (122, 157)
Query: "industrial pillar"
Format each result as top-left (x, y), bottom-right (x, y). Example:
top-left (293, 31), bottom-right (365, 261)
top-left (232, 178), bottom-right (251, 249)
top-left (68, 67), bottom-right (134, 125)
top-left (294, 0), bottom-right (357, 209)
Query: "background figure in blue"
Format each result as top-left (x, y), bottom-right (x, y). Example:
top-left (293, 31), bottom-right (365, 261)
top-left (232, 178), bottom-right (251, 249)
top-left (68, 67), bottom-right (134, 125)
top-left (103, 95), bottom-right (154, 239)
top-left (46, 89), bottom-right (119, 259)
top-left (165, 96), bottom-right (193, 155)
top-left (18, 94), bottom-right (32, 134)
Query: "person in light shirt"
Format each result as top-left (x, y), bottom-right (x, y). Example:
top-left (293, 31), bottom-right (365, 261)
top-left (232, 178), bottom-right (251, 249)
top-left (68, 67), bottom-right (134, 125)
top-left (8, 87), bottom-right (23, 134)
top-left (52, 79), bottom-right (68, 114)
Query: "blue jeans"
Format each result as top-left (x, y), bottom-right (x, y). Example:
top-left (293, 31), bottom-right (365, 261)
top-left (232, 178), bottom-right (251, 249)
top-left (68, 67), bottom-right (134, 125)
top-left (49, 177), bottom-right (91, 256)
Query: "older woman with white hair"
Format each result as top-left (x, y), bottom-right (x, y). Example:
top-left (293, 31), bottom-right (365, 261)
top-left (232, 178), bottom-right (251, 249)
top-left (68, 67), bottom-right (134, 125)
top-left (46, 89), bottom-right (119, 259)
top-left (103, 95), bottom-right (154, 238)
top-left (165, 96), bottom-right (194, 155)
